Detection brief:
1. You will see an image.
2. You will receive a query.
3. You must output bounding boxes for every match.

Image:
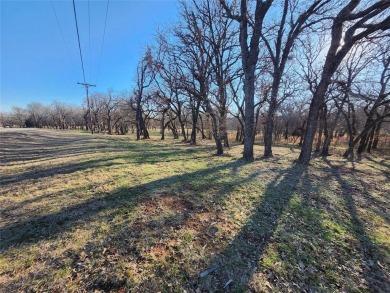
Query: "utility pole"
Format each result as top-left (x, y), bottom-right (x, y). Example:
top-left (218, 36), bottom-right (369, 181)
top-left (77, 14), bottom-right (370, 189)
top-left (78, 82), bottom-right (96, 134)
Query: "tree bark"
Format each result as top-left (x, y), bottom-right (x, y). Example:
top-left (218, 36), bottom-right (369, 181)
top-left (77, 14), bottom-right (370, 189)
top-left (219, 110), bottom-right (229, 147)
top-left (372, 120), bottom-right (383, 150)
top-left (220, 0), bottom-right (272, 161)
top-left (189, 99), bottom-right (201, 144)
top-left (242, 66), bottom-right (256, 161)
top-left (315, 107), bottom-right (325, 153)
top-left (264, 91), bottom-right (277, 157)
top-left (204, 100), bottom-right (223, 155)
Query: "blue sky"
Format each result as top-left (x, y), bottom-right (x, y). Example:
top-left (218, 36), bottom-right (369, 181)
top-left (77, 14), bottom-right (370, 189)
top-left (0, 0), bottom-right (179, 112)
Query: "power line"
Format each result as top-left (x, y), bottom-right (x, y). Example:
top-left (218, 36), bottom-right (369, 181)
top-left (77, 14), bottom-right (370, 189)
top-left (50, 0), bottom-right (77, 76)
top-left (72, 0), bottom-right (86, 83)
top-left (96, 0), bottom-right (110, 85)
top-left (88, 0), bottom-right (91, 82)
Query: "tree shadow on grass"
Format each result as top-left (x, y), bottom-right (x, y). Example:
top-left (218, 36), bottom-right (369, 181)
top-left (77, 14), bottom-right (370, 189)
top-left (0, 157), bottom-right (125, 186)
top-left (193, 163), bottom-right (307, 292)
top-left (0, 130), bottom-right (211, 165)
top-left (323, 159), bottom-right (390, 292)
top-left (0, 160), bottom-right (242, 254)
top-left (378, 158), bottom-right (390, 169)
top-left (0, 130), bottom-right (211, 187)
top-left (0, 149), bottom-right (210, 187)
top-left (0, 185), bottom-right (90, 222)
top-left (65, 160), bottom-right (261, 292)
top-left (1, 158), bottom-right (258, 292)
top-left (0, 131), bottom-right (100, 163)
top-left (364, 156), bottom-right (390, 176)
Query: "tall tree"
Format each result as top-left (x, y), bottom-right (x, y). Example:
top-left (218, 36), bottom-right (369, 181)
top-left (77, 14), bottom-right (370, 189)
top-left (133, 48), bottom-right (155, 140)
top-left (262, 0), bottom-right (332, 157)
top-left (172, 2), bottom-right (211, 145)
top-left (154, 34), bottom-right (189, 141)
top-left (101, 89), bottom-right (118, 135)
top-left (174, 0), bottom-right (226, 153)
top-left (220, 0), bottom-right (273, 161)
top-left (298, 0), bottom-right (390, 164)
top-left (343, 40), bottom-right (390, 157)
top-left (193, 0), bottom-right (240, 148)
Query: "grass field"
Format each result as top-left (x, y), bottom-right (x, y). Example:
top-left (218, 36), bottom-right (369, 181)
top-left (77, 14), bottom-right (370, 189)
top-left (0, 128), bottom-right (389, 292)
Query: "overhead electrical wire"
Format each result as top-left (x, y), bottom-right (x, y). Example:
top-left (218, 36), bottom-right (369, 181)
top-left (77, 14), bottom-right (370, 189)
top-left (72, 0), bottom-right (86, 83)
top-left (51, 0), bottom-right (76, 73)
top-left (51, 0), bottom-right (78, 97)
top-left (88, 0), bottom-right (91, 82)
top-left (95, 0), bottom-right (110, 85)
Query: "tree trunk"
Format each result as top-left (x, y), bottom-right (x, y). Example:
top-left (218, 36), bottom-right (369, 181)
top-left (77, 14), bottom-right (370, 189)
top-left (160, 111), bottom-right (165, 140)
top-left (321, 106), bottom-right (331, 156)
top-left (189, 100), bottom-right (201, 144)
top-left (315, 107), bottom-right (325, 153)
top-left (357, 115), bottom-right (375, 154)
top-left (284, 122), bottom-right (289, 141)
top-left (178, 116), bottom-right (187, 141)
top-left (263, 103), bottom-right (275, 157)
top-left (219, 110), bottom-right (229, 147)
top-left (372, 120), bottom-right (383, 150)
top-left (207, 113), bottom-right (212, 140)
top-left (366, 124), bottom-right (376, 153)
top-left (136, 108), bottom-right (141, 141)
top-left (242, 66), bottom-right (256, 161)
top-left (343, 121), bottom-right (374, 158)
top-left (236, 126), bottom-right (241, 142)
top-left (168, 121), bottom-right (179, 139)
top-left (322, 101), bottom-right (344, 157)
top-left (204, 100), bottom-right (223, 155)
top-left (107, 115), bottom-right (112, 135)
top-left (264, 77), bottom-right (280, 158)
top-left (299, 80), bottom-right (328, 164)
top-left (199, 114), bottom-right (207, 139)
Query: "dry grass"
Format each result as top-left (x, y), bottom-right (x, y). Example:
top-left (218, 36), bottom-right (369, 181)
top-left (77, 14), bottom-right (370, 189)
top-left (0, 128), bottom-right (389, 292)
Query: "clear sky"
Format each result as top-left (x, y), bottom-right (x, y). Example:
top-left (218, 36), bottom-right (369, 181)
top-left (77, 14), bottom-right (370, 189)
top-left (0, 0), bottom-right (179, 112)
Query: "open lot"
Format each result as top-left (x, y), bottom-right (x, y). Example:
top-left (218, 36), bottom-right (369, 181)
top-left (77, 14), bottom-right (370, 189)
top-left (0, 128), bottom-right (389, 292)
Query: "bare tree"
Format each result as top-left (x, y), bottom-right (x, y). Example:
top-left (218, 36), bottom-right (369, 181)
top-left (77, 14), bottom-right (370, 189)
top-left (26, 102), bottom-right (48, 128)
top-left (220, 0), bottom-right (273, 161)
top-left (154, 35), bottom-right (189, 141)
top-left (261, 0), bottom-right (332, 157)
top-left (133, 48), bottom-right (155, 140)
top-left (100, 89), bottom-right (118, 135)
top-left (343, 40), bottom-right (390, 158)
top-left (51, 101), bottom-right (71, 129)
top-left (319, 42), bottom-right (372, 156)
top-left (298, 0), bottom-right (390, 164)
top-left (11, 107), bottom-right (27, 128)
top-left (172, 1), bottom-right (212, 145)
top-left (192, 0), bottom-right (240, 148)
